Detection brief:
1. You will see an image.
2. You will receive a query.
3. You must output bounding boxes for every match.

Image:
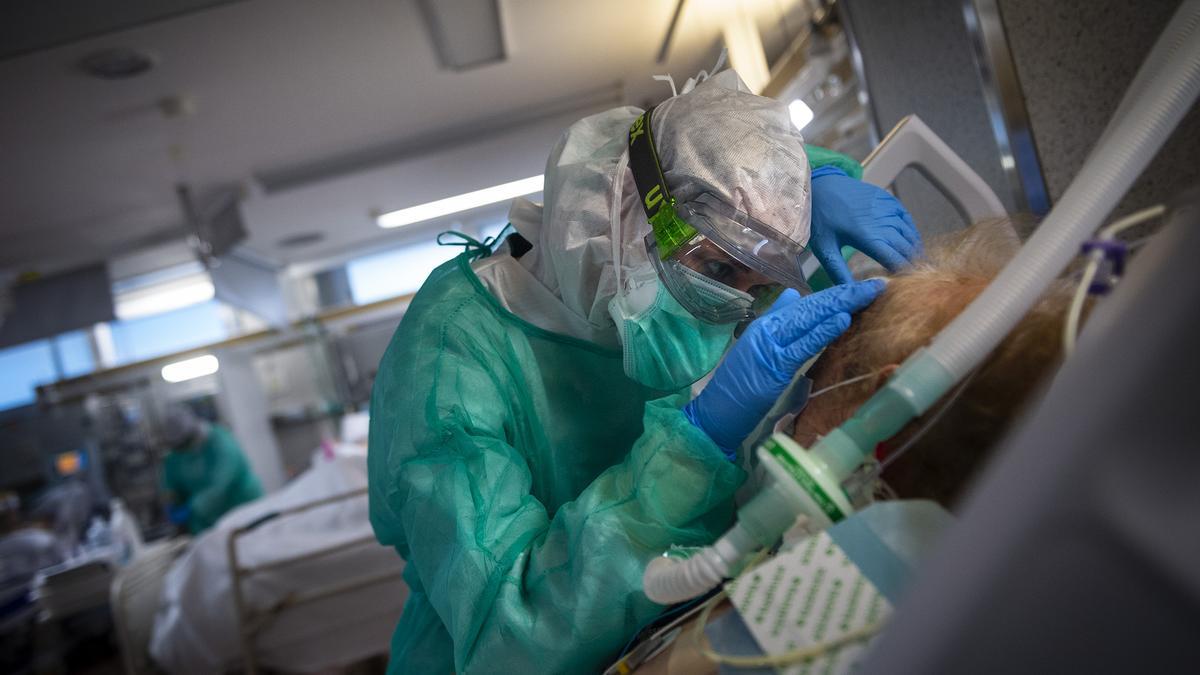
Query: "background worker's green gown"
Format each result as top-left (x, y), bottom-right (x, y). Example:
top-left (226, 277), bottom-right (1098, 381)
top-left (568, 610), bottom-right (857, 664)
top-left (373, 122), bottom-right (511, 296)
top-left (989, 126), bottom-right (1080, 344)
top-left (162, 425), bottom-right (264, 534)
top-left (368, 252), bottom-right (746, 673)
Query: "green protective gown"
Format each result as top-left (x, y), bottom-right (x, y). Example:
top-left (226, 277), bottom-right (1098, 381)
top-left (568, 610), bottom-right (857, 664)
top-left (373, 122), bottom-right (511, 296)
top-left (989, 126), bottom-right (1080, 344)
top-left (368, 252), bottom-right (747, 673)
top-left (162, 424), bottom-right (264, 534)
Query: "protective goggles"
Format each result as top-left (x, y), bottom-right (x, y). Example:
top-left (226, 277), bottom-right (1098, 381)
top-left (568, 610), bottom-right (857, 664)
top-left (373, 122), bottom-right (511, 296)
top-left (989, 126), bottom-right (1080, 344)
top-left (627, 108), bottom-right (810, 324)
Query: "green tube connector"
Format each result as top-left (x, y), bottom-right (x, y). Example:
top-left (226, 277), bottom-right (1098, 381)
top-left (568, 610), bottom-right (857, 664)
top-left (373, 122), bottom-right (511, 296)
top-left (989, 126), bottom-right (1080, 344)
top-left (811, 349), bottom-right (957, 481)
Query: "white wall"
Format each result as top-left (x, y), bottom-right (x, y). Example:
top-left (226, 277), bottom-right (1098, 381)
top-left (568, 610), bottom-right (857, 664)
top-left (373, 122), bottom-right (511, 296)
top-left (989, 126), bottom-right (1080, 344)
top-left (214, 347), bottom-right (286, 491)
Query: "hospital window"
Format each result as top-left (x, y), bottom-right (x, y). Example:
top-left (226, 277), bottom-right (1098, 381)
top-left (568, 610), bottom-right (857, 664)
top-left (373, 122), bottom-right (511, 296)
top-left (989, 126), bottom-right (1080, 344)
top-left (0, 340), bottom-right (58, 411)
top-left (105, 299), bottom-right (231, 366)
top-left (346, 222), bottom-right (510, 305)
top-left (0, 301), bottom-right (235, 410)
top-left (54, 330), bottom-right (96, 378)
top-left (0, 331), bottom-right (101, 411)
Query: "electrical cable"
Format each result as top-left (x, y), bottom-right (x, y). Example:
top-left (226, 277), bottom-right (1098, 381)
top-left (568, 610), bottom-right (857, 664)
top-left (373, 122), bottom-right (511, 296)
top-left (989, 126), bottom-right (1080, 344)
top-left (807, 366), bottom-right (890, 400)
top-left (1063, 204), bottom-right (1165, 356)
top-left (845, 368), bottom-right (980, 498)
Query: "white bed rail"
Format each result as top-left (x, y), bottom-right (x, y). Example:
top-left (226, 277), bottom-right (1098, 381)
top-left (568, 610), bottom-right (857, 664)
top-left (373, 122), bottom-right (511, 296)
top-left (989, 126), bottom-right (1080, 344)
top-left (862, 114), bottom-right (1008, 221)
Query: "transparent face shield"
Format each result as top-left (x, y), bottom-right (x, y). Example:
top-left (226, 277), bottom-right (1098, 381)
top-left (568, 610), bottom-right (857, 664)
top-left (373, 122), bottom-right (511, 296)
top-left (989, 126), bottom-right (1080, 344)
top-left (645, 193), bottom-right (809, 323)
top-left (627, 108), bottom-right (809, 325)
top-left (646, 232), bottom-right (771, 323)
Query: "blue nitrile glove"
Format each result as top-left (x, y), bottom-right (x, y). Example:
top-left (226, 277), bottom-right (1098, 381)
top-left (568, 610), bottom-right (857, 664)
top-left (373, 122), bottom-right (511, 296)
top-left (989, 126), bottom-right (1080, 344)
top-left (683, 280), bottom-right (886, 455)
top-left (168, 504), bottom-right (191, 526)
top-left (810, 166), bottom-right (923, 285)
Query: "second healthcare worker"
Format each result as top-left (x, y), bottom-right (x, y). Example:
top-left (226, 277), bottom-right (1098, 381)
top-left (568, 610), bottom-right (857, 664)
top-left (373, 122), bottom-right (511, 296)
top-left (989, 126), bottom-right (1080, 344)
top-left (161, 406), bottom-right (263, 534)
top-left (368, 70), bottom-right (921, 673)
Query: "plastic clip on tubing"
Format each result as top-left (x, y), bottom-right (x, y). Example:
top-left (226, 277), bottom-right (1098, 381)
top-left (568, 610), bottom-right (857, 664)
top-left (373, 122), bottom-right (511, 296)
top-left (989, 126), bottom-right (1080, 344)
top-left (1080, 239), bottom-right (1128, 295)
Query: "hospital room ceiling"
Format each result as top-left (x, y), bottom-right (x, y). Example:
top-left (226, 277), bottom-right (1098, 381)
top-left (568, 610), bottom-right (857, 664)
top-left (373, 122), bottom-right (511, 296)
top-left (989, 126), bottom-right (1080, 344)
top-left (0, 0), bottom-right (808, 278)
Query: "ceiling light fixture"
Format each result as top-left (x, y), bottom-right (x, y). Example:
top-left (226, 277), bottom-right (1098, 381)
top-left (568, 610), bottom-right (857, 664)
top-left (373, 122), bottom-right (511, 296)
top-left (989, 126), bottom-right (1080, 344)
top-left (161, 354), bottom-right (219, 383)
top-left (114, 276), bottom-right (215, 320)
top-left (376, 175), bottom-right (544, 229)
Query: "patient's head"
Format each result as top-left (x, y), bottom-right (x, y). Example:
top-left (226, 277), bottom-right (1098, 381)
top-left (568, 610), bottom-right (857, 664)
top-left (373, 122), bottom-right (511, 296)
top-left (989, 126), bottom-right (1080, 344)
top-left (795, 219), bottom-right (1078, 505)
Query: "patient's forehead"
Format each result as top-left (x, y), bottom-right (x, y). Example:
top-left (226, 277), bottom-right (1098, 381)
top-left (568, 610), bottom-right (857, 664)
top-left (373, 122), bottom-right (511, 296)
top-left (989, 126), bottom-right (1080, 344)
top-left (810, 270), bottom-right (992, 388)
top-left (805, 219), bottom-right (1023, 387)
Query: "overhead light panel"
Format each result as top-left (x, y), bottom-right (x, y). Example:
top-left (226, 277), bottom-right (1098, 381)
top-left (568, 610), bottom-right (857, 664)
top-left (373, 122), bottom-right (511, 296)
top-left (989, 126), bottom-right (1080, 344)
top-left (114, 276), bottom-right (215, 320)
top-left (161, 354), bottom-right (219, 383)
top-left (789, 99), bottom-right (815, 131)
top-left (377, 175), bottom-right (543, 229)
top-left (416, 0), bottom-right (506, 70)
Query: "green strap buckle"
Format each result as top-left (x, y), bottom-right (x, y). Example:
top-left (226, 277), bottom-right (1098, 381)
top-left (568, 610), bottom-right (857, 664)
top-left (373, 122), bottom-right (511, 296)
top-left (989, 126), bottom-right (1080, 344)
top-left (648, 199), bottom-right (697, 260)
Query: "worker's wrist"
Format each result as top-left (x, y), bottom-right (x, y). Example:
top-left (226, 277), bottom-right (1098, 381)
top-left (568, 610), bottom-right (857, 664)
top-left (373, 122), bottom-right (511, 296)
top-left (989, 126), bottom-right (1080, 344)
top-left (805, 144), bottom-right (863, 179)
top-left (811, 165), bottom-right (849, 181)
top-left (682, 399), bottom-right (739, 461)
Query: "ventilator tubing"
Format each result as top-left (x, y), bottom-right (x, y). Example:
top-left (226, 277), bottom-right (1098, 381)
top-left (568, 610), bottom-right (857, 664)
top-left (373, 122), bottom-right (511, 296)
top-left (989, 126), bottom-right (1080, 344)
top-left (642, 2), bottom-right (1200, 604)
top-left (643, 518), bottom-right (761, 605)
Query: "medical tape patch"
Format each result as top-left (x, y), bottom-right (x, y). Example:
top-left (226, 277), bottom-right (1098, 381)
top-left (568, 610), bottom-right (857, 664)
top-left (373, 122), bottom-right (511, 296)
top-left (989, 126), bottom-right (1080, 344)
top-left (727, 530), bottom-right (891, 674)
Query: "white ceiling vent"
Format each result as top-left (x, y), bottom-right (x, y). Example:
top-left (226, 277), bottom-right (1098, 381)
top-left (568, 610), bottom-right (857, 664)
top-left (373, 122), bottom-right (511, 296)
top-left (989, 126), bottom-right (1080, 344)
top-left (78, 47), bottom-right (157, 80)
top-left (415, 0), bottom-right (507, 71)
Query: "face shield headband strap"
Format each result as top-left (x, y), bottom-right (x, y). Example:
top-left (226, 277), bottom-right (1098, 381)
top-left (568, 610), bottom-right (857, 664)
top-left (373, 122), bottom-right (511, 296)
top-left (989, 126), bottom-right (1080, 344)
top-left (628, 107), bottom-right (698, 260)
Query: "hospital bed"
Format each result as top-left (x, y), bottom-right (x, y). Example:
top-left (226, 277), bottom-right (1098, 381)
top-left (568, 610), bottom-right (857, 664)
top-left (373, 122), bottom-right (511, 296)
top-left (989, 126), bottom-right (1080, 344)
top-left (226, 486), bottom-right (404, 675)
top-left (860, 114), bottom-right (1006, 221)
top-left (111, 538), bottom-right (190, 675)
top-left (140, 450), bottom-right (407, 675)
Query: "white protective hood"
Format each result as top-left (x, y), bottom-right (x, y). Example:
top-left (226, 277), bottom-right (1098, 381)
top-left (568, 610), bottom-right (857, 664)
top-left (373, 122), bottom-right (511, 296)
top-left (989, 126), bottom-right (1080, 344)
top-left (476, 69), bottom-right (811, 347)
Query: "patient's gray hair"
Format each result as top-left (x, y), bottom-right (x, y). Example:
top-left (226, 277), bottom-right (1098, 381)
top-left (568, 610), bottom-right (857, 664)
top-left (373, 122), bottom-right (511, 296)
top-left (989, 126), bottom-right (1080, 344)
top-left (805, 218), bottom-right (1080, 504)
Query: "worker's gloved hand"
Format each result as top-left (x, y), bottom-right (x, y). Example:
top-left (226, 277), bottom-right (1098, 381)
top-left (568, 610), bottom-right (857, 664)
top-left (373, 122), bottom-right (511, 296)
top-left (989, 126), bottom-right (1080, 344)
top-left (168, 504), bottom-right (191, 526)
top-left (683, 280), bottom-right (885, 455)
top-left (810, 166), bottom-right (923, 285)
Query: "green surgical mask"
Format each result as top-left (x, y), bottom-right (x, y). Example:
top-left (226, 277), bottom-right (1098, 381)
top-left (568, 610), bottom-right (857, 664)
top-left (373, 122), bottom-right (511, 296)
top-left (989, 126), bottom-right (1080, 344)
top-left (609, 270), bottom-right (735, 391)
top-left (608, 147), bottom-right (738, 390)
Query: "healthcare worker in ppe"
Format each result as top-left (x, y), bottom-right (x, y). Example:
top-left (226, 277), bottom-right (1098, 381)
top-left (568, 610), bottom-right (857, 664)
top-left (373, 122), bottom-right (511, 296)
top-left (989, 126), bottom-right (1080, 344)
top-left (160, 406), bottom-right (263, 534)
top-left (368, 69), bottom-right (920, 673)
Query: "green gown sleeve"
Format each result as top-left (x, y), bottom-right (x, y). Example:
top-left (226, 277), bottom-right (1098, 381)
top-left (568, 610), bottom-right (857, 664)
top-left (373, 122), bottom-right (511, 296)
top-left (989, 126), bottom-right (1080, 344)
top-left (187, 427), bottom-right (249, 532)
top-left (374, 322), bottom-right (746, 673)
top-left (805, 143), bottom-right (864, 179)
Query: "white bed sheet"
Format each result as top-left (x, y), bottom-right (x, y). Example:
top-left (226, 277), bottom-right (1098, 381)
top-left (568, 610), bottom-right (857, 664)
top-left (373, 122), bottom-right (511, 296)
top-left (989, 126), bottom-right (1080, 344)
top-left (149, 448), bottom-right (407, 674)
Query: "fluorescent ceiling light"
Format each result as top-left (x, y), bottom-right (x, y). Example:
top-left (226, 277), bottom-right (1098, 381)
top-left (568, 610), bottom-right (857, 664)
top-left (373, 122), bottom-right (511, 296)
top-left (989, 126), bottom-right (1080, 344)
top-left (377, 175), bottom-right (544, 229)
top-left (789, 99), bottom-right (815, 131)
top-left (114, 276), bottom-right (215, 320)
top-left (161, 354), bottom-right (219, 383)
